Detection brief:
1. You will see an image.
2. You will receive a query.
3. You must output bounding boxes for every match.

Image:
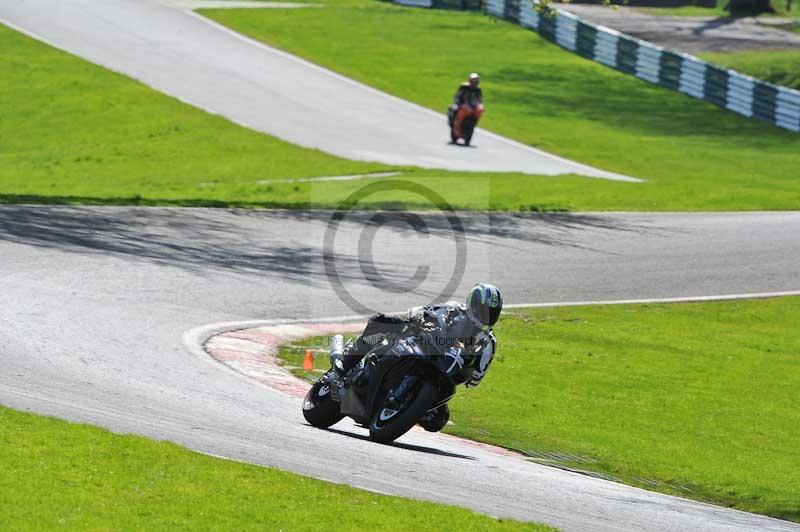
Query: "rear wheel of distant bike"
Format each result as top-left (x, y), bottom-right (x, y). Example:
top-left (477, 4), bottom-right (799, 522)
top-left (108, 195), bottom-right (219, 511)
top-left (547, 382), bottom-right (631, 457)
top-left (369, 381), bottom-right (435, 444)
top-left (302, 377), bottom-right (343, 428)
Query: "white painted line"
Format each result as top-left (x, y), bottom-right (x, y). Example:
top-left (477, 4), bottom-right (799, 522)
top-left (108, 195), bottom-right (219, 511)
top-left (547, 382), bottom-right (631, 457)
top-left (505, 290), bottom-right (800, 309)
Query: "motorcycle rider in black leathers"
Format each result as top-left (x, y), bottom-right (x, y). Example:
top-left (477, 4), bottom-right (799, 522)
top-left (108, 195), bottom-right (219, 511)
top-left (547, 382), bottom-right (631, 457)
top-left (332, 283), bottom-right (503, 432)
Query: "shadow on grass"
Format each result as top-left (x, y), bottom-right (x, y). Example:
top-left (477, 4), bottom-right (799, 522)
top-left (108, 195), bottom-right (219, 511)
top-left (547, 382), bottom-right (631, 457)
top-left (488, 47), bottom-right (795, 140)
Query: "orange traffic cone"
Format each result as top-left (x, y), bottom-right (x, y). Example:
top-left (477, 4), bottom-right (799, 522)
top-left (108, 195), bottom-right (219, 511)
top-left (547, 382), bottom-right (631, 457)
top-left (303, 349), bottom-right (314, 371)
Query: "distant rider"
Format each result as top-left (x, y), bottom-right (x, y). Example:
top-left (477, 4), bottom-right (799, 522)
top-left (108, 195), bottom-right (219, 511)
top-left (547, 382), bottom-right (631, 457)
top-left (449, 72), bottom-right (483, 138)
top-left (331, 283), bottom-right (503, 432)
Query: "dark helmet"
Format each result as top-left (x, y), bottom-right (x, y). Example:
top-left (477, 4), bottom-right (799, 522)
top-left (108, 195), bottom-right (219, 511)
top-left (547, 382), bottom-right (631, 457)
top-left (466, 283), bottom-right (503, 328)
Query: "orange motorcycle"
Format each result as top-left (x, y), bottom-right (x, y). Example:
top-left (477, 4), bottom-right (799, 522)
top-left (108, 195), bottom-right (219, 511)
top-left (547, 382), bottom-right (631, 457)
top-left (448, 102), bottom-right (484, 146)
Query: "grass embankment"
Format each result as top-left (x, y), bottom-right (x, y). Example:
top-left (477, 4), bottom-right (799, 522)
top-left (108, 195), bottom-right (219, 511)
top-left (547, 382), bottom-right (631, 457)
top-left (700, 49), bottom-right (800, 90)
top-left (637, 0), bottom-right (800, 91)
top-left (2, 7), bottom-right (799, 211)
top-left (0, 406), bottom-right (550, 530)
top-left (282, 297), bottom-right (800, 521)
top-left (204, 1), bottom-right (800, 211)
top-left (0, 23), bottom-right (407, 208)
top-left (0, 21), bottom-right (624, 212)
top-left (633, 0), bottom-right (800, 91)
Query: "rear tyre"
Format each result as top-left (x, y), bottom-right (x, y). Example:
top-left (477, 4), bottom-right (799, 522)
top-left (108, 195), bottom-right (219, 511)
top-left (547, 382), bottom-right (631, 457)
top-left (302, 378), bottom-right (344, 428)
top-left (368, 381), bottom-right (436, 444)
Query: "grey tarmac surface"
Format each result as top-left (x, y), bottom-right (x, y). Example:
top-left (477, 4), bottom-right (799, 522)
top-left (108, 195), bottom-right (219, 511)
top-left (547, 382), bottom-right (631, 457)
top-left (0, 0), bottom-right (632, 180)
top-left (561, 5), bottom-right (800, 53)
top-left (1, 205), bottom-right (799, 531)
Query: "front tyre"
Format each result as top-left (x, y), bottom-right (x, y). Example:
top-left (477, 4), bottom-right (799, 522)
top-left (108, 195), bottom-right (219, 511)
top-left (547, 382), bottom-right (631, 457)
top-left (462, 117), bottom-right (476, 146)
top-left (368, 381), bottom-right (436, 444)
top-left (302, 378), bottom-right (344, 428)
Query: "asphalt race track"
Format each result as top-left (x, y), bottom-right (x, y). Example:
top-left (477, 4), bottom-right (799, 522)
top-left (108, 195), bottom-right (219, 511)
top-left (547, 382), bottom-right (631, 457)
top-left (0, 0), bottom-right (634, 180)
top-left (1, 206), bottom-right (799, 531)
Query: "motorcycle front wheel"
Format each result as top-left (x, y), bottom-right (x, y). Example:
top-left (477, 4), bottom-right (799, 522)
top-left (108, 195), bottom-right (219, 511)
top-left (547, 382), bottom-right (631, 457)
top-left (302, 376), bottom-right (344, 428)
top-left (368, 381), bottom-right (436, 444)
top-left (462, 117), bottom-right (476, 146)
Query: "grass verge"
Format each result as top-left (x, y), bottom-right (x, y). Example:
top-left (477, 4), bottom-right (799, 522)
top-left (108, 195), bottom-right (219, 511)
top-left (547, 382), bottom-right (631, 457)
top-left (281, 297), bottom-right (800, 521)
top-left (700, 49), bottom-right (800, 90)
top-left (202, 1), bottom-right (800, 211)
top-left (0, 405), bottom-right (550, 530)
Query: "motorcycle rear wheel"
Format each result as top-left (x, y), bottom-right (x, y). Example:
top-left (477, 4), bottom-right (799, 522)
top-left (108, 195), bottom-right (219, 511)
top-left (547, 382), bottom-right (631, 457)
top-left (368, 381), bottom-right (436, 444)
top-left (302, 378), bottom-right (344, 428)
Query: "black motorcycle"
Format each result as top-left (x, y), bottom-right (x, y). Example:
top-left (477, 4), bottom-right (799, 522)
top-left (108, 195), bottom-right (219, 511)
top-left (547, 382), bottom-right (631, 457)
top-left (302, 332), bottom-right (475, 443)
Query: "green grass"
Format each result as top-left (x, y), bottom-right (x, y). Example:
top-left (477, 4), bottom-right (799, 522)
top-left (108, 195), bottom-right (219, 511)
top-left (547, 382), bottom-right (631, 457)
top-left (281, 297), bottom-right (800, 521)
top-left (0, 16), bottom-right (624, 215)
top-left (0, 406), bottom-right (551, 531)
top-left (0, 20), bottom-right (638, 213)
top-left (0, 23), bottom-right (402, 205)
top-left (3, 3), bottom-right (800, 211)
top-left (700, 49), bottom-right (800, 90)
top-left (202, 1), bottom-right (800, 211)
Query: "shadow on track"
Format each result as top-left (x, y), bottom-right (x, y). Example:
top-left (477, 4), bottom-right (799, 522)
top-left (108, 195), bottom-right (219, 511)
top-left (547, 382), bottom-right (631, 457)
top-left (0, 205), bottom-right (668, 282)
top-left (317, 425), bottom-right (476, 460)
